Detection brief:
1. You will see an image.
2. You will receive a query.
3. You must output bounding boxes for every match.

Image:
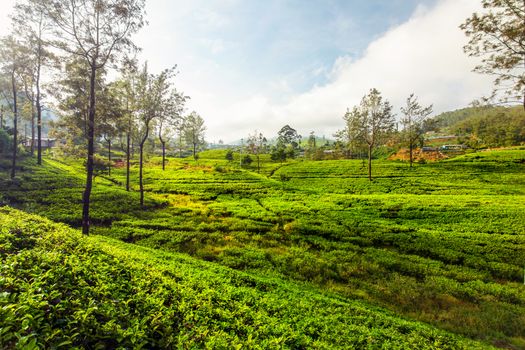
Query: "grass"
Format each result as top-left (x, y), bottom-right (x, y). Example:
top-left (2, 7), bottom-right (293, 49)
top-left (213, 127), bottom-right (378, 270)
top-left (0, 148), bottom-right (524, 348)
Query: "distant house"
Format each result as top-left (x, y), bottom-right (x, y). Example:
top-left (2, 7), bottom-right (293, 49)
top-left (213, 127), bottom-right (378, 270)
top-left (422, 146), bottom-right (438, 152)
top-left (22, 137), bottom-right (57, 149)
top-left (440, 144), bottom-right (467, 151)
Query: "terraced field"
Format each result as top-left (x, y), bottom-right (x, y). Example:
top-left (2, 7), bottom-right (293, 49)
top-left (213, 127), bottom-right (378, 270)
top-left (0, 148), bottom-right (524, 348)
top-left (0, 208), bottom-right (491, 349)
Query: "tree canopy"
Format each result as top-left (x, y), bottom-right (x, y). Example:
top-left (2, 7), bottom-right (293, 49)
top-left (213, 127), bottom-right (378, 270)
top-left (461, 0), bottom-right (525, 109)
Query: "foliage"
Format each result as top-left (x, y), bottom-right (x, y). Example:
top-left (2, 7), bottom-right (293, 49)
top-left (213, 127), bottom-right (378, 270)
top-left (41, 0), bottom-right (146, 234)
top-left (11, 0), bottom-right (56, 164)
top-left (271, 125), bottom-right (301, 162)
top-left (241, 154), bottom-right (253, 166)
top-left (461, 0), bottom-right (525, 107)
top-left (0, 128), bottom-right (11, 154)
top-left (429, 107), bottom-right (484, 131)
top-left (346, 88), bottom-right (395, 180)
top-left (454, 106), bottom-right (525, 148)
top-left (91, 154), bottom-right (111, 177)
top-left (225, 149), bottom-right (234, 162)
top-left (429, 105), bottom-right (525, 148)
top-left (0, 34), bottom-right (26, 179)
top-left (400, 94), bottom-right (433, 167)
top-left (184, 111), bottom-right (206, 160)
top-left (0, 207), bottom-right (490, 349)
top-left (246, 131), bottom-right (267, 172)
top-left (270, 145), bottom-right (288, 162)
top-left (1, 149), bottom-right (524, 347)
top-left (277, 124), bottom-right (301, 148)
top-left (134, 64), bottom-right (179, 206)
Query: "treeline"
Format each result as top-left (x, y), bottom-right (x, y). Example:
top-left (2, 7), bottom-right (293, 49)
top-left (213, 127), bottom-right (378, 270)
top-left (0, 0), bottom-right (209, 234)
top-left (239, 90), bottom-right (433, 179)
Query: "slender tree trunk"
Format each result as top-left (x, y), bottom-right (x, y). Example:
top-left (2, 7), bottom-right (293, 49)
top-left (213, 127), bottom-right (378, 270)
top-left (161, 141), bottom-right (166, 170)
top-left (11, 72), bottom-right (18, 179)
top-left (108, 139), bottom-right (111, 176)
top-left (139, 142), bottom-right (145, 207)
top-left (409, 141), bottom-right (414, 168)
top-left (36, 53), bottom-right (42, 165)
top-left (83, 112), bottom-right (87, 138)
top-left (193, 142), bottom-right (196, 160)
top-left (126, 131), bottom-right (130, 191)
top-left (82, 63), bottom-right (96, 235)
top-left (139, 126), bottom-right (149, 208)
top-left (368, 144), bottom-right (373, 181)
top-left (178, 130), bottom-right (183, 158)
top-left (159, 126), bottom-right (166, 170)
top-left (30, 102), bottom-right (35, 155)
top-left (1, 107), bottom-right (4, 129)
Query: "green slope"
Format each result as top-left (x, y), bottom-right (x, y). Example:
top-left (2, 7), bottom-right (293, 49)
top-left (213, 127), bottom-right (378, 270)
top-left (429, 106), bottom-right (525, 147)
top-left (1, 149), bottom-right (524, 348)
top-left (0, 207), bottom-right (492, 349)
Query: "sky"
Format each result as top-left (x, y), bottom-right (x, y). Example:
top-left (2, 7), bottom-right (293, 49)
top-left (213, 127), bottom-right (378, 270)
top-left (0, 0), bottom-right (492, 143)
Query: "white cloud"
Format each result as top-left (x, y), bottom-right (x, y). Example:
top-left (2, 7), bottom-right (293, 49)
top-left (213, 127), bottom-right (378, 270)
top-left (0, 0), bottom-right (16, 36)
top-left (0, 0), bottom-right (494, 144)
top-left (195, 8), bottom-right (230, 29)
top-left (200, 38), bottom-right (232, 55)
top-left (193, 0), bottom-right (493, 142)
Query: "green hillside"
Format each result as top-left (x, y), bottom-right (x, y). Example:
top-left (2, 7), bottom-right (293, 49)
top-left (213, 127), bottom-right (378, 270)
top-left (429, 106), bottom-right (525, 148)
top-left (0, 207), bottom-right (490, 349)
top-left (431, 107), bottom-right (480, 130)
top-left (1, 149), bottom-right (524, 348)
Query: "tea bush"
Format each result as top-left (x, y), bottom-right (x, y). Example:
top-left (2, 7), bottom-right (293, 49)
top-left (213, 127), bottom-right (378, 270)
top-left (0, 207), bottom-right (492, 349)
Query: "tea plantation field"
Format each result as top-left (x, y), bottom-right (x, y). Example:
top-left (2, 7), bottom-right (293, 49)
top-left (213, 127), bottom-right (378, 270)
top-left (0, 207), bottom-right (491, 349)
top-left (1, 148), bottom-right (524, 348)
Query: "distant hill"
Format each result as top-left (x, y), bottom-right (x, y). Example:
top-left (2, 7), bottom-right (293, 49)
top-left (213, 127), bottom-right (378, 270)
top-left (428, 106), bottom-right (525, 148)
top-left (430, 107), bottom-right (483, 130)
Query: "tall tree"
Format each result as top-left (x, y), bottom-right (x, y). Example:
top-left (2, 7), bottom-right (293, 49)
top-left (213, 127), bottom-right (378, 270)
top-left (136, 65), bottom-right (173, 207)
top-left (400, 94), bottom-right (433, 168)
top-left (271, 124), bottom-right (301, 162)
top-left (157, 88), bottom-right (186, 170)
top-left (246, 131), bottom-right (267, 173)
top-left (43, 0), bottom-right (145, 234)
top-left (336, 107), bottom-right (367, 159)
top-left (0, 105), bottom-right (4, 129)
top-left (99, 83), bottom-right (125, 176)
top-left (0, 35), bottom-right (25, 179)
top-left (12, 0), bottom-right (54, 164)
top-left (184, 111), bottom-right (206, 160)
top-left (305, 131), bottom-right (317, 160)
top-left (51, 58), bottom-right (104, 156)
top-left (277, 124), bottom-right (301, 149)
top-left (461, 1), bottom-right (525, 109)
top-left (20, 68), bottom-right (36, 155)
top-left (174, 116), bottom-right (186, 158)
top-left (353, 88), bottom-right (395, 181)
top-left (115, 57), bottom-right (138, 191)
